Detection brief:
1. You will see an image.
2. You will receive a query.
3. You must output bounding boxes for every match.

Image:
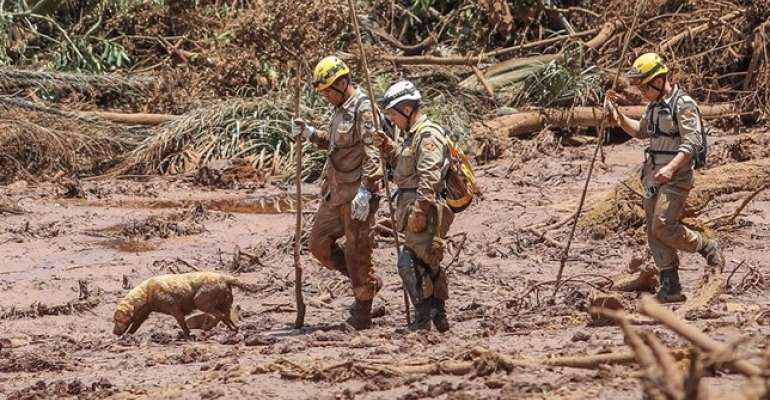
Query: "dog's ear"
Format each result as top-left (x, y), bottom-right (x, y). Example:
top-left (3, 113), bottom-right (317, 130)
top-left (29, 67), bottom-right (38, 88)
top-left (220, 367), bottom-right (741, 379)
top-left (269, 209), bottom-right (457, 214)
top-left (113, 308), bottom-right (131, 324)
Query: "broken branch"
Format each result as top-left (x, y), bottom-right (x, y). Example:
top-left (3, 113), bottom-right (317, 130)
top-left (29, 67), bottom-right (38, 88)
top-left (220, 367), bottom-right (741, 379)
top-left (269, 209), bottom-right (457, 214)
top-left (638, 294), bottom-right (762, 377)
top-left (659, 11), bottom-right (743, 51)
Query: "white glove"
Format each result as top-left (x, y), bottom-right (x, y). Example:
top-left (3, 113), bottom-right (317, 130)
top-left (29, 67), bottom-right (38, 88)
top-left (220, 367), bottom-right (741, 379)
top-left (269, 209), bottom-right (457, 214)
top-left (291, 118), bottom-right (316, 140)
top-left (350, 186), bottom-right (372, 222)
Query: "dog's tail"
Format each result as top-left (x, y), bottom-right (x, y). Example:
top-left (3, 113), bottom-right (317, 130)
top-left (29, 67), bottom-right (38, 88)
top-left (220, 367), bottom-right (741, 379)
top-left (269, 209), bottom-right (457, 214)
top-left (225, 276), bottom-right (266, 293)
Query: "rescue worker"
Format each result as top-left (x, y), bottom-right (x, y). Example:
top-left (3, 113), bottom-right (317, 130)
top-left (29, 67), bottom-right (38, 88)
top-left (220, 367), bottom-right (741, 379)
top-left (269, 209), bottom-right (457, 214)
top-left (372, 81), bottom-right (453, 332)
top-left (291, 56), bottom-right (383, 329)
top-left (605, 53), bottom-right (725, 303)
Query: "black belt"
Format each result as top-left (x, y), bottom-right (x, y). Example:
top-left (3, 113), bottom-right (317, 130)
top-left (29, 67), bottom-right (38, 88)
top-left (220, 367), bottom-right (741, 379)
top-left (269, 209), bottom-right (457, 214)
top-left (645, 148), bottom-right (679, 165)
top-left (392, 187), bottom-right (448, 202)
top-left (645, 148), bottom-right (679, 155)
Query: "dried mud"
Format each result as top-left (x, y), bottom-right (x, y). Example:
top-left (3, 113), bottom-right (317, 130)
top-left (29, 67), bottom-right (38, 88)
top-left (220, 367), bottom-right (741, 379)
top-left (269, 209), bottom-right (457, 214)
top-left (1, 133), bottom-right (769, 399)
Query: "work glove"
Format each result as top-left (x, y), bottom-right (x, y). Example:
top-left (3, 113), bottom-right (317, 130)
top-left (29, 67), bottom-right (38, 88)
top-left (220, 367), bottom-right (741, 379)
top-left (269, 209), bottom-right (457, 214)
top-left (372, 130), bottom-right (394, 154)
top-left (291, 118), bottom-right (316, 140)
top-left (407, 206), bottom-right (428, 233)
top-left (604, 91), bottom-right (622, 127)
top-left (350, 186), bottom-right (372, 222)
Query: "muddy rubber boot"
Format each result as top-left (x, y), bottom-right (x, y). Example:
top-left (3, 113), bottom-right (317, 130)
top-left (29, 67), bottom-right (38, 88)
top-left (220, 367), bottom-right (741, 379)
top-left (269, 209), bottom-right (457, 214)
top-left (699, 239), bottom-right (725, 272)
top-left (656, 268), bottom-right (686, 303)
top-left (408, 301), bottom-right (432, 331)
top-left (346, 299), bottom-right (372, 330)
top-left (431, 298), bottom-right (450, 333)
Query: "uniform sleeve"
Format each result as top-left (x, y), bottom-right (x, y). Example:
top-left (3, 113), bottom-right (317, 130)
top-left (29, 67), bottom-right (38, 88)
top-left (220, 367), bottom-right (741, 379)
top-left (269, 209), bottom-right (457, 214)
top-left (415, 131), bottom-right (445, 205)
top-left (637, 107), bottom-right (651, 139)
top-left (357, 99), bottom-right (384, 191)
top-left (675, 96), bottom-right (702, 156)
top-left (308, 128), bottom-right (330, 150)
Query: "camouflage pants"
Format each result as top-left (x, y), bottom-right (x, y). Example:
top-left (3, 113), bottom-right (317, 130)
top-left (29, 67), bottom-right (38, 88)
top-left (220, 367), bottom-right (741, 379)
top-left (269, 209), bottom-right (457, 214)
top-left (309, 197), bottom-right (382, 300)
top-left (403, 202), bottom-right (454, 300)
top-left (642, 163), bottom-right (704, 272)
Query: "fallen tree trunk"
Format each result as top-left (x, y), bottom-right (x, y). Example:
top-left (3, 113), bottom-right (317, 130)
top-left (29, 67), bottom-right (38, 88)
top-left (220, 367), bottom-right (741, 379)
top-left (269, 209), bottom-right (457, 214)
top-left (79, 111), bottom-right (178, 125)
top-left (474, 103), bottom-right (735, 138)
top-left (580, 157), bottom-right (770, 232)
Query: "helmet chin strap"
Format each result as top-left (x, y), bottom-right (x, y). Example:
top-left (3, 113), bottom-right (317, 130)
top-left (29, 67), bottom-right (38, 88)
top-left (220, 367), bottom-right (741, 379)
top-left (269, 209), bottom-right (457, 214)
top-left (331, 78), bottom-right (350, 106)
top-left (648, 75), bottom-right (667, 101)
top-left (394, 105), bottom-right (414, 130)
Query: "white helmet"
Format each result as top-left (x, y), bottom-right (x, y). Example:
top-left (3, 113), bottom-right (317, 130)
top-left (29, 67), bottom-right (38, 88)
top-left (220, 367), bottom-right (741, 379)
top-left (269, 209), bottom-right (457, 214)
top-left (381, 80), bottom-right (421, 110)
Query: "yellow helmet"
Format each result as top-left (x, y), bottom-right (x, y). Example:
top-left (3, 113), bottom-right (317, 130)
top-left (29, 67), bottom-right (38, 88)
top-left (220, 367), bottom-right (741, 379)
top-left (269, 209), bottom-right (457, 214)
top-left (312, 56), bottom-right (350, 91)
top-left (626, 53), bottom-right (670, 85)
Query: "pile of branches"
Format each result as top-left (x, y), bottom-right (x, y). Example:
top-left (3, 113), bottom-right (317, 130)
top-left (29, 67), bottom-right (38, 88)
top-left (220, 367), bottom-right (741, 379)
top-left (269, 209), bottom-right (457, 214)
top-left (0, 0), bottom-right (767, 182)
top-left (595, 295), bottom-right (770, 400)
top-left (113, 92), bottom-right (326, 180)
top-left (0, 98), bottom-right (139, 183)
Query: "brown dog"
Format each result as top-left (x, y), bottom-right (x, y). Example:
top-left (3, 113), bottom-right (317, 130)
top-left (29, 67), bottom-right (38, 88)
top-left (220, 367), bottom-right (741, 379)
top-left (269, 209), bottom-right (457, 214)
top-left (113, 272), bottom-right (256, 338)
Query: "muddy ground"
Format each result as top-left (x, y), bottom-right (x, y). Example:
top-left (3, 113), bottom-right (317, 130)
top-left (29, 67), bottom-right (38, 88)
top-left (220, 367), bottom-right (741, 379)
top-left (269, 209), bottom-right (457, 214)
top-left (1, 130), bottom-right (769, 399)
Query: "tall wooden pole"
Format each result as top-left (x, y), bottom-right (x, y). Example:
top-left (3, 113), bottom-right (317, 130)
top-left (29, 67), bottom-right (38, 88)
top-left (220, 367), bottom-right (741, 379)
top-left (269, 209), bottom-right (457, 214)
top-left (293, 76), bottom-right (306, 328)
top-left (348, 0), bottom-right (411, 324)
top-left (553, 1), bottom-right (647, 298)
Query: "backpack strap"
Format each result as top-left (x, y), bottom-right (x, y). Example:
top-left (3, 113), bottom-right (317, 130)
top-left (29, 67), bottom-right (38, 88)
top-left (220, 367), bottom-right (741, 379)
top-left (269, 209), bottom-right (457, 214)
top-left (650, 87), bottom-right (684, 138)
top-left (672, 89), bottom-right (706, 139)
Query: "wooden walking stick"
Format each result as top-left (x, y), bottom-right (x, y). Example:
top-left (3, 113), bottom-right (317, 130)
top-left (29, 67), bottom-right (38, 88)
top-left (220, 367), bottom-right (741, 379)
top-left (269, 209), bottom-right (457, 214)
top-left (348, 0), bottom-right (411, 324)
top-left (292, 75), bottom-right (306, 329)
top-left (552, 1), bottom-right (647, 298)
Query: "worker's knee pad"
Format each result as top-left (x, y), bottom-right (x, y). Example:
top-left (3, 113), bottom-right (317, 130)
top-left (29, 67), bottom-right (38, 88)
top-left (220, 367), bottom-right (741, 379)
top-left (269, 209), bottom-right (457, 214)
top-left (398, 247), bottom-right (423, 306)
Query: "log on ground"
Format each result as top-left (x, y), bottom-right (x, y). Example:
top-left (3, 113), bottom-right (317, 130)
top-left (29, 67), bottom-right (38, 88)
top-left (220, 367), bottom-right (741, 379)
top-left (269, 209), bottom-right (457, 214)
top-left (474, 103), bottom-right (735, 139)
top-left (579, 158), bottom-right (770, 232)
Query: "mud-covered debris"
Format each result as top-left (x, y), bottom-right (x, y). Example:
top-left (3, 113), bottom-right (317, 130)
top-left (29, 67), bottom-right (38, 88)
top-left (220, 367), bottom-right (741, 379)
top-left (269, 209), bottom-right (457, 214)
top-left (149, 330), bottom-right (175, 345)
top-left (6, 221), bottom-right (63, 238)
top-left (0, 335), bottom-right (31, 349)
top-left (174, 346), bottom-right (209, 364)
top-left (120, 204), bottom-right (208, 239)
top-left (676, 272), bottom-right (724, 317)
top-left (588, 293), bottom-right (625, 327)
top-left (57, 177), bottom-right (87, 199)
top-left (150, 257), bottom-right (202, 275)
top-left (598, 265), bottom-right (658, 293)
top-left (227, 245), bottom-right (264, 273)
top-left (8, 378), bottom-right (116, 400)
top-left (712, 134), bottom-right (770, 165)
top-left (0, 350), bottom-right (75, 373)
top-left (217, 333), bottom-right (244, 345)
top-left (276, 338), bottom-right (307, 354)
top-left (244, 333), bottom-right (277, 347)
top-left (0, 297), bottom-right (100, 320)
top-left (194, 158), bottom-right (266, 189)
top-left (0, 198), bottom-right (26, 215)
top-left (571, 331), bottom-right (591, 342)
